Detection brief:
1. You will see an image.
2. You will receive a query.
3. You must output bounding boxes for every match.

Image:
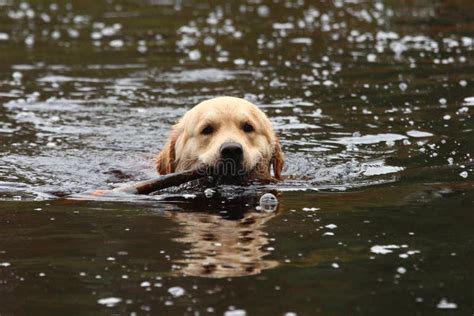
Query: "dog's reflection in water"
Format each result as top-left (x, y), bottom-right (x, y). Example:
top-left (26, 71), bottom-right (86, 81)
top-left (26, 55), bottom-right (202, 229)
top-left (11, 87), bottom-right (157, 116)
top-left (163, 193), bottom-right (279, 278)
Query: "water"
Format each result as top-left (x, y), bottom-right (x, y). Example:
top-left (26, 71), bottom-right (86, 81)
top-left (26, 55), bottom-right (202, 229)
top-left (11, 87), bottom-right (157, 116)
top-left (0, 0), bottom-right (473, 314)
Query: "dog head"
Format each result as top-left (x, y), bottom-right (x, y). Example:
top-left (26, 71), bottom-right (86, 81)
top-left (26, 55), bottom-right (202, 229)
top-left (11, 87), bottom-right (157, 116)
top-left (156, 97), bottom-right (283, 182)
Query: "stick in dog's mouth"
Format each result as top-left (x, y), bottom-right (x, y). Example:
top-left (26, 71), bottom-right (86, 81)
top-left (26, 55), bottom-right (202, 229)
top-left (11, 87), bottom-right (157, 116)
top-left (92, 166), bottom-right (208, 196)
top-left (91, 162), bottom-right (269, 197)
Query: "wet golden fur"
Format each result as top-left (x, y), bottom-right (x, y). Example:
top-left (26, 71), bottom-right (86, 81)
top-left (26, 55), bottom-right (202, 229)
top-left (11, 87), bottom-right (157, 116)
top-left (156, 97), bottom-right (283, 181)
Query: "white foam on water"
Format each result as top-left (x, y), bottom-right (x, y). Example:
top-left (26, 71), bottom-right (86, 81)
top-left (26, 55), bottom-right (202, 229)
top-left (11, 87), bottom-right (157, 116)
top-left (436, 298), bottom-right (457, 309)
top-left (363, 163), bottom-right (404, 176)
top-left (273, 22), bottom-right (294, 30)
top-left (370, 245), bottom-right (401, 254)
top-left (406, 130), bottom-right (434, 138)
top-left (182, 194), bottom-right (196, 199)
top-left (37, 75), bottom-right (104, 83)
top-left (334, 133), bottom-right (407, 145)
top-left (224, 309), bottom-right (247, 316)
top-left (109, 39), bottom-right (124, 48)
top-left (97, 297), bottom-right (122, 307)
top-left (463, 96), bottom-right (474, 106)
top-left (290, 37), bottom-right (312, 45)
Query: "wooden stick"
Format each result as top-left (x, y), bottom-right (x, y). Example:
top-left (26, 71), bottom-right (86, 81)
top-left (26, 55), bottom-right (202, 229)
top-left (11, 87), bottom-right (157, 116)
top-left (92, 168), bottom-right (206, 196)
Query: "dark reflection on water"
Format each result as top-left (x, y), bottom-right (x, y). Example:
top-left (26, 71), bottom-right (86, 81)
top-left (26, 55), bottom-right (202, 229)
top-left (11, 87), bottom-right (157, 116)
top-left (167, 193), bottom-right (280, 278)
top-left (0, 0), bottom-right (474, 315)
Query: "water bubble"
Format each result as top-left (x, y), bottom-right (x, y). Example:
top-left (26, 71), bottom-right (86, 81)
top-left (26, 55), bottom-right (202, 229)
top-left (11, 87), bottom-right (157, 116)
top-left (12, 71), bottom-right (23, 81)
top-left (259, 193), bottom-right (278, 213)
top-left (168, 286), bottom-right (185, 298)
top-left (204, 188), bottom-right (215, 198)
top-left (91, 32), bottom-right (102, 40)
top-left (459, 171), bottom-right (468, 178)
top-left (439, 98), bottom-right (447, 105)
top-left (203, 36), bottom-right (216, 46)
top-left (188, 49), bottom-right (201, 60)
top-left (101, 26), bottom-right (116, 37)
top-left (109, 39), bottom-right (124, 48)
top-left (323, 80), bottom-right (334, 87)
top-left (137, 43), bottom-right (147, 54)
top-left (397, 267), bottom-right (407, 274)
top-left (257, 5), bottom-right (270, 17)
top-left (233, 31), bottom-right (243, 39)
top-left (443, 114), bottom-right (451, 120)
top-left (390, 41), bottom-right (407, 57)
top-left (461, 36), bottom-right (473, 46)
top-left (0, 32), bottom-right (9, 41)
top-left (67, 29), bottom-right (80, 38)
top-left (40, 13), bottom-right (51, 23)
top-left (399, 82), bottom-right (407, 91)
top-left (25, 35), bottom-right (35, 46)
top-left (234, 58), bottom-right (245, 66)
top-left (367, 54), bottom-right (377, 62)
top-left (51, 30), bottom-right (61, 40)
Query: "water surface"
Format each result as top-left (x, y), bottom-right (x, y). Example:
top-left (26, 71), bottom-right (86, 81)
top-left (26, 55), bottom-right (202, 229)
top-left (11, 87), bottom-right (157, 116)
top-left (0, 0), bottom-right (473, 315)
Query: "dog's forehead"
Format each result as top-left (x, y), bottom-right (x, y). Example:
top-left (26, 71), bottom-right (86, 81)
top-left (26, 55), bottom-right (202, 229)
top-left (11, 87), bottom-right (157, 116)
top-left (187, 97), bottom-right (263, 122)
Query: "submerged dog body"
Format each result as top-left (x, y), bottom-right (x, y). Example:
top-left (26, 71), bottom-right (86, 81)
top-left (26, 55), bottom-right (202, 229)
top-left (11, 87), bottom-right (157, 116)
top-left (156, 97), bottom-right (283, 183)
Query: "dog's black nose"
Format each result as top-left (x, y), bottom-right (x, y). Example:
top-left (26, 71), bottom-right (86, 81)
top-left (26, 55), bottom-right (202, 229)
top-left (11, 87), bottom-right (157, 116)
top-left (220, 142), bottom-right (243, 160)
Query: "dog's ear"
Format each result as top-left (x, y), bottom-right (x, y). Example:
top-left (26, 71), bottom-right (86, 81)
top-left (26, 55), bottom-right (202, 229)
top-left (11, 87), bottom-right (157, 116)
top-left (156, 129), bottom-right (179, 175)
top-left (271, 137), bottom-right (284, 180)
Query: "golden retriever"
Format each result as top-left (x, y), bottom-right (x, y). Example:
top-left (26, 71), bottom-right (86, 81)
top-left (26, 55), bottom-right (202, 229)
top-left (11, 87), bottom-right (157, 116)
top-left (156, 96), bottom-right (283, 183)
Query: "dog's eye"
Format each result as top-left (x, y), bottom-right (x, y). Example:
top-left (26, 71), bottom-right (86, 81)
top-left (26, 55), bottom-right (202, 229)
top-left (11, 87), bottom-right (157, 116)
top-left (201, 125), bottom-right (214, 135)
top-left (243, 123), bottom-right (254, 133)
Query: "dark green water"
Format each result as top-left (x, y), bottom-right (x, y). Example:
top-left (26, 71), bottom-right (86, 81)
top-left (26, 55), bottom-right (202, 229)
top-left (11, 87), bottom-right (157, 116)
top-left (0, 0), bottom-right (473, 315)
